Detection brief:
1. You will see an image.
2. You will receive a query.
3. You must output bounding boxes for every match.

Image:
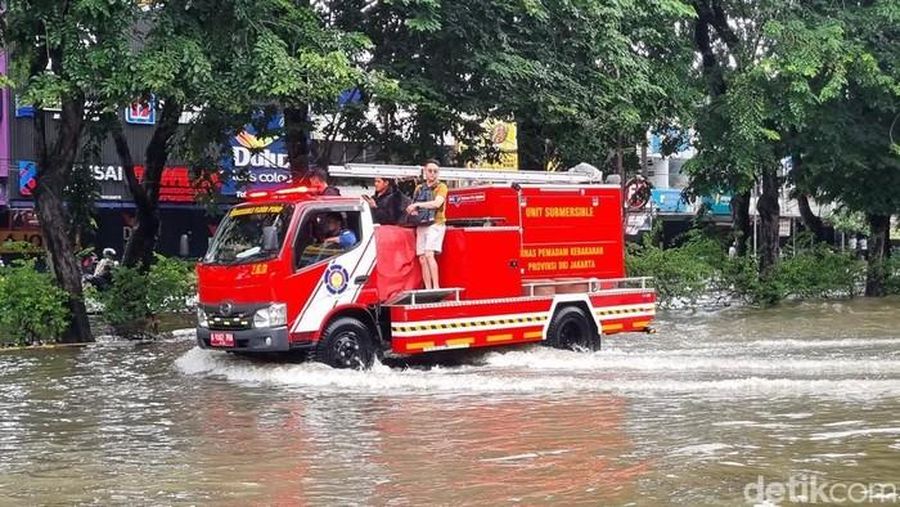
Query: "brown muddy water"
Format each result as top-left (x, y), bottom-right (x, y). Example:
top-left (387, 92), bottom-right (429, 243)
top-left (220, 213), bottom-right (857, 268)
top-left (1, 298), bottom-right (899, 505)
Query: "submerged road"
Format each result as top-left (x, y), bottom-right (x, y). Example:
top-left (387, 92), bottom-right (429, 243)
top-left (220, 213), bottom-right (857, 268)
top-left (2, 298), bottom-right (899, 504)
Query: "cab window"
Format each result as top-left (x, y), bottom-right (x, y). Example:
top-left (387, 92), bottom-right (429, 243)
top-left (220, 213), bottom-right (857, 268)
top-left (294, 210), bottom-right (362, 270)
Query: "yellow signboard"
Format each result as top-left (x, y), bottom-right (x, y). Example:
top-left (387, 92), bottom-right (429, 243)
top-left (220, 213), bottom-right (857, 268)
top-left (229, 205), bottom-right (284, 217)
top-left (464, 120), bottom-right (519, 170)
top-left (0, 230), bottom-right (44, 253)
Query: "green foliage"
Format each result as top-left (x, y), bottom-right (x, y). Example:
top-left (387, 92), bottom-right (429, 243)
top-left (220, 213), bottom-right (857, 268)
top-left (777, 243), bottom-right (865, 300)
top-left (886, 256), bottom-right (900, 296)
top-left (0, 240), bottom-right (43, 255)
top-left (0, 261), bottom-right (70, 346)
top-left (95, 255), bottom-right (196, 336)
top-left (626, 231), bottom-right (724, 306)
top-left (146, 255), bottom-right (197, 315)
top-left (329, 0), bottom-right (696, 169)
top-left (628, 229), bottom-right (868, 307)
top-left (827, 209), bottom-right (868, 235)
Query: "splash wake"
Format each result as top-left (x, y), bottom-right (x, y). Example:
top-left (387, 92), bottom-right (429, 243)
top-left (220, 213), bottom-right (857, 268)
top-left (176, 346), bottom-right (900, 399)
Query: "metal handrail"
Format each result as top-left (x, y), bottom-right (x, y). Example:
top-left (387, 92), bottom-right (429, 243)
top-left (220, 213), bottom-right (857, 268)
top-left (405, 287), bottom-right (464, 305)
top-left (522, 276), bottom-right (654, 296)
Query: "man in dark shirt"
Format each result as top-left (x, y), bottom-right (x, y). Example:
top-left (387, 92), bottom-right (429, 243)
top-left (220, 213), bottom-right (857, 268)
top-left (363, 177), bottom-right (407, 225)
top-left (310, 168), bottom-right (340, 196)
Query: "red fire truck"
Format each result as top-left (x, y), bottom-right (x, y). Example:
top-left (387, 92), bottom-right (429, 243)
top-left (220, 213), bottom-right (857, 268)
top-left (195, 164), bottom-right (656, 368)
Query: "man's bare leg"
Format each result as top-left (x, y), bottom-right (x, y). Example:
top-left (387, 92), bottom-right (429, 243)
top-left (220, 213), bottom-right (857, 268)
top-left (419, 255), bottom-right (433, 289)
top-left (425, 251), bottom-right (439, 289)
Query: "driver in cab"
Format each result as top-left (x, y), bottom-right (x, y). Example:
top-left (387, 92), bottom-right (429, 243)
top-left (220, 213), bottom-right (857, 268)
top-left (321, 212), bottom-right (357, 249)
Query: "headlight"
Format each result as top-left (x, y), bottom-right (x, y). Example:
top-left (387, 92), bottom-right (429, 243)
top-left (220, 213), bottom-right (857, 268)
top-left (253, 303), bottom-right (287, 328)
top-left (196, 307), bottom-right (209, 328)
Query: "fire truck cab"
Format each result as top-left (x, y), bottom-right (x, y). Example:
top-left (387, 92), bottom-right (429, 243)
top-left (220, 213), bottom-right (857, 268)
top-left (195, 166), bottom-right (656, 368)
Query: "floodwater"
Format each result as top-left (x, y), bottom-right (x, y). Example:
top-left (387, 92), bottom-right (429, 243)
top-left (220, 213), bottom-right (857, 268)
top-left (2, 298), bottom-right (900, 505)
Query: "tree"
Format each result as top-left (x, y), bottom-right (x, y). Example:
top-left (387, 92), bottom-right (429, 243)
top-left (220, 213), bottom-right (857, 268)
top-left (773, 1), bottom-right (900, 296)
top-left (327, 0), bottom-right (694, 173)
top-left (1, 0), bottom-right (138, 342)
top-left (102, 0), bottom-right (369, 268)
top-left (685, 0), bottom-right (781, 262)
top-left (686, 0), bottom-right (843, 279)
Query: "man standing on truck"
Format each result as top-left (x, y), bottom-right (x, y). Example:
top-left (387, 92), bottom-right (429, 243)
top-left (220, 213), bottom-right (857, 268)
top-left (363, 177), bottom-right (407, 225)
top-left (407, 159), bottom-right (448, 289)
top-left (310, 168), bottom-right (341, 196)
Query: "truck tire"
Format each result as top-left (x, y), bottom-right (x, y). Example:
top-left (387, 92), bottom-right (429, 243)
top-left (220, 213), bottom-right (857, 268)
top-left (316, 317), bottom-right (375, 369)
top-left (545, 305), bottom-right (597, 351)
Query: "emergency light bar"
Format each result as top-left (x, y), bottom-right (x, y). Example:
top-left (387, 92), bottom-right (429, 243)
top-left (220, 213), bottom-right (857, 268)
top-left (244, 185), bottom-right (320, 201)
top-left (328, 164), bottom-right (602, 184)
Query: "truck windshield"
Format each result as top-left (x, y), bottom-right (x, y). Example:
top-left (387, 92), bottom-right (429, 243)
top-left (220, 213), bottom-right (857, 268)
top-left (204, 204), bottom-right (294, 265)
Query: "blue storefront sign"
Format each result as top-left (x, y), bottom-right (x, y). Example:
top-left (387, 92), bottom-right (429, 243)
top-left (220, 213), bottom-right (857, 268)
top-left (18, 160), bottom-right (37, 196)
top-left (701, 194), bottom-right (732, 216)
top-left (125, 95), bottom-right (156, 125)
top-left (651, 189), bottom-right (690, 214)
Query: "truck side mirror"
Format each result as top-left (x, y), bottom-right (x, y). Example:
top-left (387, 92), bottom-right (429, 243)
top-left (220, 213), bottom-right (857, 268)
top-left (261, 226), bottom-right (279, 251)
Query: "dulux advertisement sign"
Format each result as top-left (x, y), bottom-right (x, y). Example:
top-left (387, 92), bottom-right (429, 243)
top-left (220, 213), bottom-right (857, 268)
top-left (220, 114), bottom-right (292, 197)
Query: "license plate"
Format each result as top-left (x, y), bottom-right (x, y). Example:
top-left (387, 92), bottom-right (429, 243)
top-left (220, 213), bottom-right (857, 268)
top-left (210, 332), bottom-right (235, 347)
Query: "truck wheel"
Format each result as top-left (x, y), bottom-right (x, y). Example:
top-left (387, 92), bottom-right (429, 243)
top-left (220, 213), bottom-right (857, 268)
top-left (316, 317), bottom-right (375, 369)
top-left (545, 305), bottom-right (597, 350)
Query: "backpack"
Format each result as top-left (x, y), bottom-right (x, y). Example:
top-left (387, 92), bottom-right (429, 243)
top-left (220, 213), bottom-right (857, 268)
top-left (405, 184), bottom-right (436, 226)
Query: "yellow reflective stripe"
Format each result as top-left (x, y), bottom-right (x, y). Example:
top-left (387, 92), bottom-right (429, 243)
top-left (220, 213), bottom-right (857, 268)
top-left (392, 315), bottom-right (548, 333)
top-left (486, 334), bottom-right (514, 342)
top-left (523, 331), bottom-right (543, 339)
top-left (446, 337), bottom-right (475, 347)
top-left (602, 323), bottom-right (624, 332)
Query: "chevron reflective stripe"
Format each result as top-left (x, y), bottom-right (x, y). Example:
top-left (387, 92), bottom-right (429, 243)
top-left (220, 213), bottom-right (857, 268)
top-left (593, 304), bottom-right (656, 318)
top-left (391, 312), bottom-right (549, 337)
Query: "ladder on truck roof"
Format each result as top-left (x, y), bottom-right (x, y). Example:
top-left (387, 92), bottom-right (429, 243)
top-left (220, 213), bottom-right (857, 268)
top-left (327, 163), bottom-right (603, 184)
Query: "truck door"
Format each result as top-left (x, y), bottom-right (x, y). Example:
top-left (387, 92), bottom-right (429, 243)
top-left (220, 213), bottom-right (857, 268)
top-left (282, 204), bottom-right (377, 338)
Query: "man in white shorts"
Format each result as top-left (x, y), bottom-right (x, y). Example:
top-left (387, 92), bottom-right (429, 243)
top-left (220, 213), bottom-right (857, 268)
top-left (406, 159), bottom-right (448, 289)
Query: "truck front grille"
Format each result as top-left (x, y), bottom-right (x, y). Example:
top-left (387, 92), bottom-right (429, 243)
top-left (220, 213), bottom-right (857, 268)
top-left (208, 313), bottom-right (253, 331)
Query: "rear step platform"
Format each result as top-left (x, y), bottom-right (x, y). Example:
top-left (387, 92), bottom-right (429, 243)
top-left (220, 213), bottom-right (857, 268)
top-left (387, 288), bottom-right (464, 305)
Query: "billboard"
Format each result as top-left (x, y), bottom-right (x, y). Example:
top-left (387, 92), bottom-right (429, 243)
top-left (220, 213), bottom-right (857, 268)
top-left (17, 160), bottom-right (219, 203)
top-left (463, 120), bottom-right (519, 170)
top-left (18, 160), bottom-right (37, 197)
top-left (220, 115), bottom-right (292, 197)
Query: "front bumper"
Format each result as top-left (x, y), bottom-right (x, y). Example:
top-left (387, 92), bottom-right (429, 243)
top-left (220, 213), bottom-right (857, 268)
top-left (197, 326), bottom-right (298, 352)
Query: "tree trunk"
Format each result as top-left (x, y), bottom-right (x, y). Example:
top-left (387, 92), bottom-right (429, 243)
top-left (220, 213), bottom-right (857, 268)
top-left (34, 105), bottom-right (93, 343)
top-left (616, 135), bottom-right (625, 194)
top-left (113, 99), bottom-right (181, 268)
top-left (791, 153), bottom-right (828, 242)
top-left (865, 213), bottom-right (890, 297)
top-left (640, 142), bottom-right (648, 176)
top-left (516, 114), bottom-right (542, 171)
top-left (796, 193), bottom-right (828, 242)
top-left (284, 105), bottom-right (311, 181)
top-left (731, 190), bottom-right (751, 256)
top-left (757, 167), bottom-right (781, 278)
